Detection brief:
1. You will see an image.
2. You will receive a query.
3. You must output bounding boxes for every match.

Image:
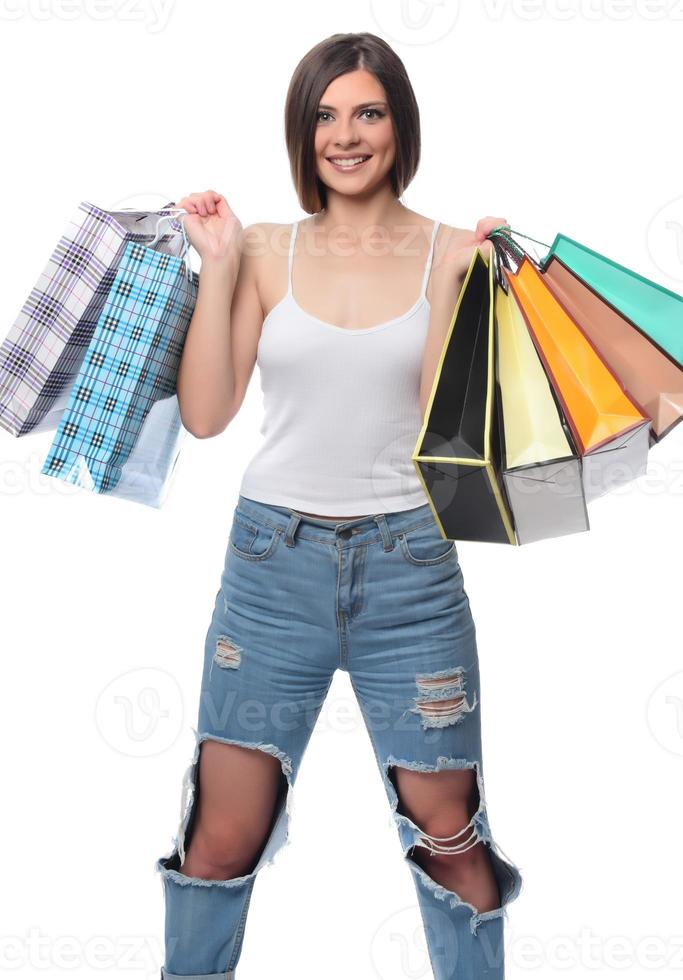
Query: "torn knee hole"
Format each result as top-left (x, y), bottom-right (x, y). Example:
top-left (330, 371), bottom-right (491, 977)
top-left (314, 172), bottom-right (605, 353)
top-left (389, 762), bottom-right (483, 858)
top-left (382, 757), bottom-right (524, 925)
top-left (173, 735), bottom-right (294, 873)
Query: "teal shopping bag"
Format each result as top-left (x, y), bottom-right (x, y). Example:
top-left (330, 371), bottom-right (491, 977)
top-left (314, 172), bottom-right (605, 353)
top-left (539, 234), bottom-right (683, 367)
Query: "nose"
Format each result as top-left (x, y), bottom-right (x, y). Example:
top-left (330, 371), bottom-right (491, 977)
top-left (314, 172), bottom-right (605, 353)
top-left (333, 117), bottom-right (360, 146)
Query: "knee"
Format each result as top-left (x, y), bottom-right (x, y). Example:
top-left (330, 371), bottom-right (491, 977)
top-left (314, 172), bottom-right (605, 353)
top-left (418, 808), bottom-right (475, 845)
top-left (412, 808), bottom-right (483, 870)
top-left (392, 764), bottom-right (479, 829)
top-left (184, 813), bottom-right (266, 880)
top-left (381, 759), bottom-right (524, 923)
top-left (391, 764), bottom-right (482, 861)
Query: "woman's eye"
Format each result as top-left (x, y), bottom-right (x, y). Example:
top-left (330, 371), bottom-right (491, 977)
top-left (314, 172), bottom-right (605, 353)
top-left (316, 108), bottom-right (385, 122)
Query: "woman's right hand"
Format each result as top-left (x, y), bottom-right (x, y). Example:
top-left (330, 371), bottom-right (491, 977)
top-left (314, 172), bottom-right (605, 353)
top-left (445, 216), bottom-right (510, 280)
top-left (175, 190), bottom-right (242, 267)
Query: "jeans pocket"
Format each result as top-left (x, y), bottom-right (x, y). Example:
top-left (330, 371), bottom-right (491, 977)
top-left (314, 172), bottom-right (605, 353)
top-left (397, 522), bottom-right (458, 566)
top-left (229, 515), bottom-right (281, 561)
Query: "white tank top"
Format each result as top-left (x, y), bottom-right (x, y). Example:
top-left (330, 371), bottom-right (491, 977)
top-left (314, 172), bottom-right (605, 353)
top-left (238, 218), bottom-right (441, 514)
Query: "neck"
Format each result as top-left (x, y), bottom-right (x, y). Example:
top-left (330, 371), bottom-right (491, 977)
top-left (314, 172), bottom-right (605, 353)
top-left (314, 185), bottom-right (412, 237)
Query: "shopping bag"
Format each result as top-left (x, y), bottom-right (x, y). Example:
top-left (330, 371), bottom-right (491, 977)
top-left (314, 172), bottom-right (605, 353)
top-left (40, 221), bottom-right (199, 508)
top-left (412, 248), bottom-right (516, 544)
top-left (499, 248), bottom-right (652, 502)
top-left (495, 281), bottom-right (589, 545)
top-left (541, 255), bottom-right (683, 444)
top-left (540, 233), bottom-right (683, 368)
top-left (0, 201), bottom-right (185, 436)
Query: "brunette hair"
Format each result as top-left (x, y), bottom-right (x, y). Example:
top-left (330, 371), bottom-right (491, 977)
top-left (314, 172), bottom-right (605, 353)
top-left (284, 32), bottom-right (421, 214)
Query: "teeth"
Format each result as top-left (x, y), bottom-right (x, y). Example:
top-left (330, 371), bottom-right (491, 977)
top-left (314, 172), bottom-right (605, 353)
top-left (329, 156), bottom-right (370, 167)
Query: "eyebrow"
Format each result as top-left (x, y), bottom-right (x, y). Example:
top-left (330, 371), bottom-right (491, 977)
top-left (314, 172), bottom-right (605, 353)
top-left (318, 101), bottom-right (388, 112)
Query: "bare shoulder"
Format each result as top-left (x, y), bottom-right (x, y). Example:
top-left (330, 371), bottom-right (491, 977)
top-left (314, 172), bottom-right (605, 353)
top-left (240, 221), bottom-right (295, 268)
top-left (238, 221), bottom-right (285, 261)
top-left (241, 221), bottom-right (296, 315)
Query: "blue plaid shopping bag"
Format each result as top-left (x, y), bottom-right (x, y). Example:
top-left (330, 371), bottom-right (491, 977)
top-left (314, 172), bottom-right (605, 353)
top-left (40, 219), bottom-right (199, 507)
top-left (0, 201), bottom-right (184, 436)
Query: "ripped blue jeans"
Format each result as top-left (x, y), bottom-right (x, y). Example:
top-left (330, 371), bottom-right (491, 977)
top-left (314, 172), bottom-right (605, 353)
top-left (155, 495), bottom-right (523, 979)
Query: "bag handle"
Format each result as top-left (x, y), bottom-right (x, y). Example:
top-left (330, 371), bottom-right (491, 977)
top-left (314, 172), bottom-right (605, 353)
top-left (146, 208), bottom-right (187, 245)
top-left (485, 224), bottom-right (554, 290)
top-left (487, 224), bottom-right (552, 254)
top-left (106, 195), bottom-right (177, 211)
top-left (484, 226), bottom-right (523, 291)
top-left (486, 224), bottom-right (553, 266)
top-left (100, 201), bottom-right (194, 281)
top-left (146, 209), bottom-right (194, 282)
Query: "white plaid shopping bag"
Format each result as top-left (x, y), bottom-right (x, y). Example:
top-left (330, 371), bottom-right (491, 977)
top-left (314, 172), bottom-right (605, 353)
top-left (40, 222), bottom-right (199, 508)
top-left (0, 202), bottom-right (185, 436)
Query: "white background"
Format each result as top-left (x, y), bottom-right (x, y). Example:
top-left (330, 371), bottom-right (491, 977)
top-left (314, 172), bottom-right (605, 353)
top-left (1, 1), bottom-right (682, 978)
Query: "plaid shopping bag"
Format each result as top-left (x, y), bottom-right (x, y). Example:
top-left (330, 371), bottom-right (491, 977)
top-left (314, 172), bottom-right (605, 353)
top-left (0, 201), bottom-right (184, 436)
top-left (40, 237), bottom-right (198, 505)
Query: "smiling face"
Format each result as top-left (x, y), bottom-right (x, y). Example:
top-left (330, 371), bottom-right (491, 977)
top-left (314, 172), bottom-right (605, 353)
top-left (314, 68), bottom-right (396, 197)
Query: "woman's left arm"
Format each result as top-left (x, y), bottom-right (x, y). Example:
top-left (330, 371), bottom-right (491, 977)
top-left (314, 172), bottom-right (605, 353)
top-left (418, 216), bottom-right (508, 417)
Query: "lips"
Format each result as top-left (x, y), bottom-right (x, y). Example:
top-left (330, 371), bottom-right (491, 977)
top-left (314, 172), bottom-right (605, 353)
top-left (326, 154), bottom-right (373, 171)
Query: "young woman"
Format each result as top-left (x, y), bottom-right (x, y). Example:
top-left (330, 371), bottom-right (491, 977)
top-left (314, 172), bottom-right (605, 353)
top-left (155, 32), bottom-right (523, 980)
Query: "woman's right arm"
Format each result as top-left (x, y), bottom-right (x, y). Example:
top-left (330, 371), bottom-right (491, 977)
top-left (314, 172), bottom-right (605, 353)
top-left (174, 190), bottom-right (264, 438)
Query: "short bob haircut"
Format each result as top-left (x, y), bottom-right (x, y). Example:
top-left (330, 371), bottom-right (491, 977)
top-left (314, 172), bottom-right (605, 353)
top-left (285, 32), bottom-right (421, 215)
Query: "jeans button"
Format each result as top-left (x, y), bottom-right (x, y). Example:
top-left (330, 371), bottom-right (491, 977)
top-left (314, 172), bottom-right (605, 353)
top-left (338, 528), bottom-right (352, 539)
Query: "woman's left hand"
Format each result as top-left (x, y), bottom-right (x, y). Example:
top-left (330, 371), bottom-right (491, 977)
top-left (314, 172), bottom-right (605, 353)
top-left (449, 215), bottom-right (509, 279)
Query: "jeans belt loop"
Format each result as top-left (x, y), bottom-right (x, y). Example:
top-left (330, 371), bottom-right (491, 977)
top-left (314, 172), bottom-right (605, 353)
top-left (284, 512), bottom-right (302, 548)
top-left (374, 514), bottom-right (394, 552)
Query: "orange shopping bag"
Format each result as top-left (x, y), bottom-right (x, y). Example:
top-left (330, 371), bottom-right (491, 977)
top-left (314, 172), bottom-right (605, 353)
top-left (502, 254), bottom-right (651, 501)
